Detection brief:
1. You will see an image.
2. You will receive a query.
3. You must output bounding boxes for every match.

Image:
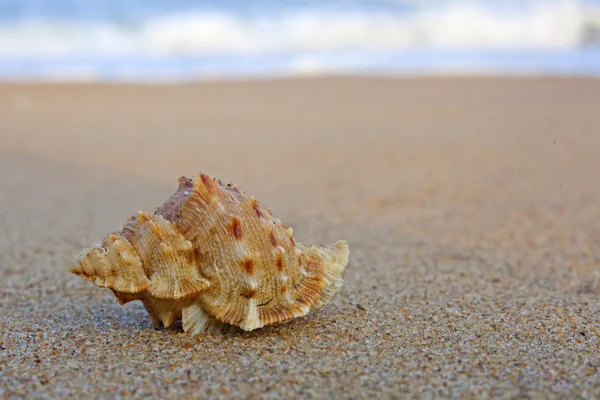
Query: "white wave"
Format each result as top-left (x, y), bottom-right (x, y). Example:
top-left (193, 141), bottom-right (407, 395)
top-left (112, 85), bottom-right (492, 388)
top-left (0, 0), bottom-right (598, 59)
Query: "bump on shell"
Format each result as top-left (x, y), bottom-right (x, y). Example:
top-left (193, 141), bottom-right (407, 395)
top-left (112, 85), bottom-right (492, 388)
top-left (70, 173), bottom-right (350, 335)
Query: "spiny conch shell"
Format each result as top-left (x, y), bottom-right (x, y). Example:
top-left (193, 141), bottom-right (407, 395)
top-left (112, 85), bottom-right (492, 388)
top-left (69, 173), bottom-right (350, 335)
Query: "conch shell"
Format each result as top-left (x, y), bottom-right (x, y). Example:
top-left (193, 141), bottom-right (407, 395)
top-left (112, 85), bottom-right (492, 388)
top-left (70, 173), bottom-right (349, 335)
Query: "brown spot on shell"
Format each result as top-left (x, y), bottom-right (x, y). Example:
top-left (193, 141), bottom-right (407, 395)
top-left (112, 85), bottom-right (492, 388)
top-left (241, 289), bottom-right (256, 299)
top-left (250, 197), bottom-right (263, 218)
top-left (230, 216), bottom-right (242, 239)
top-left (269, 231), bottom-right (277, 247)
top-left (79, 270), bottom-right (91, 279)
top-left (186, 246), bottom-right (204, 266)
top-left (242, 258), bottom-right (254, 274)
top-left (276, 255), bottom-right (283, 271)
top-left (201, 174), bottom-right (212, 188)
top-left (280, 284), bottom-right (287, 293)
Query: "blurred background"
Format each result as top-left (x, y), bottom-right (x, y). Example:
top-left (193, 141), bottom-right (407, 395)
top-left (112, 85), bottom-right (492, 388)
top-left (1, 0), bottom-right (599, 81)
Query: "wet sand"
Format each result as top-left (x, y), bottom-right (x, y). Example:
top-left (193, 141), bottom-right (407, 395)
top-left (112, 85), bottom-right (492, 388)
top-left (1, 77), bottom-right (599, 398)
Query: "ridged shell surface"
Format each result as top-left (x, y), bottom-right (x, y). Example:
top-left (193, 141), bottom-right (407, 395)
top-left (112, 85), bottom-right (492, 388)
top-left (70, 174), bottom-right (350, 335)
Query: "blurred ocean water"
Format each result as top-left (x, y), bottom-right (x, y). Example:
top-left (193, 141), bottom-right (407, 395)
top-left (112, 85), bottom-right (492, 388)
top-left (1, 0), bottom-right (599, 81)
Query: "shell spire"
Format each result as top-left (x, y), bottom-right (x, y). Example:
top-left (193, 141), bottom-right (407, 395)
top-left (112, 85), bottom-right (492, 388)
top-left (69, 173), bottom-right (350, 335)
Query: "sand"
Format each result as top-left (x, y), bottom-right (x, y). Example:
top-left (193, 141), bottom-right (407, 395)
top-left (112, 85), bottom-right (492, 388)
top-left (0, 77), bottom-right (598, 399)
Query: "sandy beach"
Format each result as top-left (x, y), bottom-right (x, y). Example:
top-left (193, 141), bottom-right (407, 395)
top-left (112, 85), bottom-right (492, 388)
top-left (1, 77), bottom-right (599, 398)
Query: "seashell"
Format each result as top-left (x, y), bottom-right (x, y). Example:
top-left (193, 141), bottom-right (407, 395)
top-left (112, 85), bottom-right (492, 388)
top-left (70, 173), bottom-right (350, 335)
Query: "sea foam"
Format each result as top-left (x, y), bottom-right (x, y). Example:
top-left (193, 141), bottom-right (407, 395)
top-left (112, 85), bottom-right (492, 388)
top-left (0, 0), bottom-right (599, 80)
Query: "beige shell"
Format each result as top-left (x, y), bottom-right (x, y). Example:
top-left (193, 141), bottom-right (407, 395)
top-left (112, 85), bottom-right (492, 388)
top-left (70, 174), bottom-right (349, 335)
